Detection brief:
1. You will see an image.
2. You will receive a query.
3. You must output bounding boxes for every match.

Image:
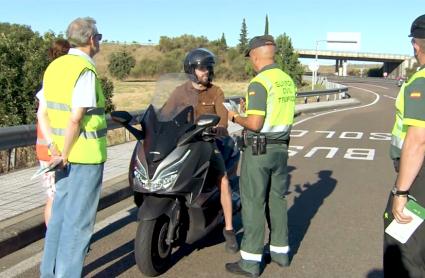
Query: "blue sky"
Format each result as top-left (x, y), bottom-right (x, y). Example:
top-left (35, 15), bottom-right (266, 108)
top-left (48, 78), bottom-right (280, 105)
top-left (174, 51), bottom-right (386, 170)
top-left (0, 0), bottom-right (422, 57)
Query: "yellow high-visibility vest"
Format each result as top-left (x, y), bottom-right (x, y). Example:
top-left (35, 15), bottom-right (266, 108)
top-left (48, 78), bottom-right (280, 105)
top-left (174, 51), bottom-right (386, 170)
top-left (247, 68), bottom-right (296, 133)
top-left (390, 68), bottom-right (425, 159)
top-left (43, 54), bottom-right (107, 163)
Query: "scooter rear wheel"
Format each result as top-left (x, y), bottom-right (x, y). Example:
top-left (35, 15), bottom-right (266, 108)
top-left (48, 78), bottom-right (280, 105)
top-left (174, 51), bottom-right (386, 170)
top-left (134, 215), bottom-right (172, 276)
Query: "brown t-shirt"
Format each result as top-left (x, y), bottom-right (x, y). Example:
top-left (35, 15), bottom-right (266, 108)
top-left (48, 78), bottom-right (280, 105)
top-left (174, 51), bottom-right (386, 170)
top-left (161, 80), bottom-right (228, 127)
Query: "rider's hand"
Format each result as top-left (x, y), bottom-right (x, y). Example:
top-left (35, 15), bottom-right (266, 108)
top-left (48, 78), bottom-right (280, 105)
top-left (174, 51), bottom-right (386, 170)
top-left (392, 195), bottom-right (413, 224)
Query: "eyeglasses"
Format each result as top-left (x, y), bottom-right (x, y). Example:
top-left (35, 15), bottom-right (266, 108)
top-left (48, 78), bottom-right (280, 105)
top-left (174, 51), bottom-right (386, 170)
top-left (411, 38), bottom-right (416, 45)
top-left (93, 33), bottom-right (103, 41)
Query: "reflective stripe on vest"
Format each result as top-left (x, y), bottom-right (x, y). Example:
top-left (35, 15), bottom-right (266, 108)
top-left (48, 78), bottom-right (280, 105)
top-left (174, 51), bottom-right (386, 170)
top-left (46, 101), bottom-right (105, 115)
top-left (37, 138), bottom-right (49, 145)
top-left (390, 68), bottom-right (425, 154)
top-left (51, 127), bottom-right (107, 139)
top-left (44, 54), bottom-right (107, 164)
top-left (250, 69), bottom-right (296, 133)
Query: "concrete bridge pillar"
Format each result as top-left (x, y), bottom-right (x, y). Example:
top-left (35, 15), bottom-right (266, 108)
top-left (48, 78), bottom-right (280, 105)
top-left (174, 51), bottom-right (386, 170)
top-left (336, 59), bottom-right (343, 76)
top-left (342, 60), bottom-right (348, 76)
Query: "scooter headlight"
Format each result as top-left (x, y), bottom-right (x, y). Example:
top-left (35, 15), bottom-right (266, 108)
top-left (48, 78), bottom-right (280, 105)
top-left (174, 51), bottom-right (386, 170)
top-left (134, 150), bottom-right (191, 192)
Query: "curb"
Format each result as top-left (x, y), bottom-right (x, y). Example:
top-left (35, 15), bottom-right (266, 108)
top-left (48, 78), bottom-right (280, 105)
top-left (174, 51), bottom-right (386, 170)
top-left (295, 98), bottom-right (361, 116)
top-left (0, 174), bottom-right (131, 259)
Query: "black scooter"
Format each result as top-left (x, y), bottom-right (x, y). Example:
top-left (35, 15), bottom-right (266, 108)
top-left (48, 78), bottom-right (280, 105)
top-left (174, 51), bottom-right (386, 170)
top-left (111, 103), bottom-right (240, 276)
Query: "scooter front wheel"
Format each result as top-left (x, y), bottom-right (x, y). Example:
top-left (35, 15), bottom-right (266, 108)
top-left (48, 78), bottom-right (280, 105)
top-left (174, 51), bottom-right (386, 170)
top-left (134, 215), bottom-right (172, 276)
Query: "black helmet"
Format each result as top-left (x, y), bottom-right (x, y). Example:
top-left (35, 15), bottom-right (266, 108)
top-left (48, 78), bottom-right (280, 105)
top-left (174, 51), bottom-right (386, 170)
top-left (184, 48), bottom-right (216, 83)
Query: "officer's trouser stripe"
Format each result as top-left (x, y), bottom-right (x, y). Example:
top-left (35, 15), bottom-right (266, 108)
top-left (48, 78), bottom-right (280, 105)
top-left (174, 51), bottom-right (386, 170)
top-left (240, 250), bottom-right (262, 262)
top-left (270, 245), bottom-right (290, 254)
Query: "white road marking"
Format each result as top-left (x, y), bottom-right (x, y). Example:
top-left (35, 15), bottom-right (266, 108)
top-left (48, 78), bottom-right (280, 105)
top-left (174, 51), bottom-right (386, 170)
top-left (383, 94), bottom-right (396, 100)
top-left (363, 83), bottom-right (389, 90)
top-left (294, 85), bottom-right (380, 126)
top-left (0, 205), bottom-right (136, 278)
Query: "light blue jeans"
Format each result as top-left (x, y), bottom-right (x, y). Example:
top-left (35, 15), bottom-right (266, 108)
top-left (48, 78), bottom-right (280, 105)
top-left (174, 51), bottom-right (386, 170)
top-left (40, 163), bottom-right (104, 278)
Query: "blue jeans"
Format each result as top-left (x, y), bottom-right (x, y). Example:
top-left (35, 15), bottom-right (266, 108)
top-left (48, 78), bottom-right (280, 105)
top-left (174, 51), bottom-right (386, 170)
top-left (40, 163), bottom-right (104, 278)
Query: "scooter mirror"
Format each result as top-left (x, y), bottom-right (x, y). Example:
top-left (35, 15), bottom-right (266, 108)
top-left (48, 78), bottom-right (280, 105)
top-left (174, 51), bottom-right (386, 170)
top-left (197, 114), bottom-right (220, 127)
top-left (111, 111), bottom-right (133, 125)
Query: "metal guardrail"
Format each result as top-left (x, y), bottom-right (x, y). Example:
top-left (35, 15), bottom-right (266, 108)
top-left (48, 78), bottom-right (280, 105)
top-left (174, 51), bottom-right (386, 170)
top-left (0, 85), bottom-right (347, 151)
top-left (0, 110), bottom-right (144, 151)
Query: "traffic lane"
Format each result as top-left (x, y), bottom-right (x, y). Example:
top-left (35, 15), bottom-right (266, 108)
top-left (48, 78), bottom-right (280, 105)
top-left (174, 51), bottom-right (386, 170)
top-left (4, 202), bottom-right (292, 277)
top-left (2, 81), bottom-right (398, 277)
top-left (283, 81), bottom-right (396, 276)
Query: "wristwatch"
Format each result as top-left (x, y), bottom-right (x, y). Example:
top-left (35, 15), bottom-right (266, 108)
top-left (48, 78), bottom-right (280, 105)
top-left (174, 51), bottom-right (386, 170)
top-left (391, 186), bottom-right (409, 197)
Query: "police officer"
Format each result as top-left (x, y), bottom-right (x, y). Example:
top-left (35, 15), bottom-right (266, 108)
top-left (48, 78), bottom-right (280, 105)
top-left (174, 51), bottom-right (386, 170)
top-left (384, 14), bottom-right (425, 278)
top-left (226, 35), bottom-right (296, 277)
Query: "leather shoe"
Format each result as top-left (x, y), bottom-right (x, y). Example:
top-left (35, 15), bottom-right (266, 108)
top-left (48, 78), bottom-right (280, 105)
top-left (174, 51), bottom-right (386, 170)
top-left (225, 262), bottom-right (259, 277)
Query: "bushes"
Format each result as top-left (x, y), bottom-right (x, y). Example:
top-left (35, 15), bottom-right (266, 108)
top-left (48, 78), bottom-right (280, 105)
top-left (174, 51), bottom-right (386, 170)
top-left (0, 22), bottom-right (115, 127)
top-left (0, 23), bottom-right (51, 126)
top-left (108, 50), bottom-right (136, 80)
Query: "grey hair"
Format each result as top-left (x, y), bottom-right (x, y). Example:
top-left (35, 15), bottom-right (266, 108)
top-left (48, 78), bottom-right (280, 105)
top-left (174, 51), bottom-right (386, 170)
top-left (66, 17), bottom-right (98, 47)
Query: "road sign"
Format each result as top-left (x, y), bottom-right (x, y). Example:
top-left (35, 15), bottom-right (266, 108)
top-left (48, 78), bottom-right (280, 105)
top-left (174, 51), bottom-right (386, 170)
top-left (309, 61), bottom-right (319, 72)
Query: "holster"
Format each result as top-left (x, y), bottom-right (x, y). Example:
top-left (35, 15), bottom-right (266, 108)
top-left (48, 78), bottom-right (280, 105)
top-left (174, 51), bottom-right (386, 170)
top-left (249, 134), bottom-right (267, 156)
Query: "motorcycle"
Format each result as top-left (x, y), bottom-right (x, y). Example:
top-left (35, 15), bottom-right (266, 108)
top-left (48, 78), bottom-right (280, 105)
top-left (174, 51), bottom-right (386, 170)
top-left (111, 73), bottom-right (240, 276)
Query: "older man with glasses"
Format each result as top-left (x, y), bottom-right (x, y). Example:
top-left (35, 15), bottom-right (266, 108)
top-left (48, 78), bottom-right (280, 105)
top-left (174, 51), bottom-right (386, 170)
top-left (38, 17), bottom-right (106, 278)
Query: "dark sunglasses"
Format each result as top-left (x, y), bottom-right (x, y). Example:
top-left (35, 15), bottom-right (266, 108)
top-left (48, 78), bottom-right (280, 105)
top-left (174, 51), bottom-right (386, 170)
top-left (93, 33), bottom-right (103, 41)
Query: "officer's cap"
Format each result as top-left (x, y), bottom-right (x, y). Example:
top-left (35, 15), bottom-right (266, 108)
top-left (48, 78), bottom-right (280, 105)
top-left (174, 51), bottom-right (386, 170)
top-left (409, 14), bottom-right (425, 38)
top-left (245, 35), bottom-right (276, 57)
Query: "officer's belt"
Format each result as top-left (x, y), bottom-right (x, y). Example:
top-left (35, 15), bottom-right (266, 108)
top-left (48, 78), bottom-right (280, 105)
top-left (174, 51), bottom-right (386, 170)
top-left (246, 138), bottom-right (289, 145)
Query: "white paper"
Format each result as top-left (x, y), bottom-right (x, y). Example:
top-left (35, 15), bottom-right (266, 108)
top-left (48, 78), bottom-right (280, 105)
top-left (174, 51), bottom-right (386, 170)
top-left (223, 100), bottom-right (239, 113)
top-left (385, 207), bottom-right (424, 244)
top-left (30, 158), bottom-right (62, 180)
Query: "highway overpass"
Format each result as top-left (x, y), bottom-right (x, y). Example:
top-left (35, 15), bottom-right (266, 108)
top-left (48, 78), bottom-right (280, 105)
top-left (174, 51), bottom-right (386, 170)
top-left (296, 49), bottom-right (414, 77)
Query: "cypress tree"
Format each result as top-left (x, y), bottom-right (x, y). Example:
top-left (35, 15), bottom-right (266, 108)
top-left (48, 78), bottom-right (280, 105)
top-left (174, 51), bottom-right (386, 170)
top-left (264, 15), bottom-right (269, 35)
top-left (238, 18), bottom-right (248, 54)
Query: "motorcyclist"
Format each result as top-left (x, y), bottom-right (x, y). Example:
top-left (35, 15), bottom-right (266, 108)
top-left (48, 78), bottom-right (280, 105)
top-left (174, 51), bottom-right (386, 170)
top-left (161, 48), bottom-right (239, 253)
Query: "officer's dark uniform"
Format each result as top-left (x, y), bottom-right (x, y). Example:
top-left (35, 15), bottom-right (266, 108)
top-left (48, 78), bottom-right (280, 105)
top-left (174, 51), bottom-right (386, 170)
top-left (236, 36), bottom-right (296, 275)
top-left (384, 14), bottom-right (425, 278)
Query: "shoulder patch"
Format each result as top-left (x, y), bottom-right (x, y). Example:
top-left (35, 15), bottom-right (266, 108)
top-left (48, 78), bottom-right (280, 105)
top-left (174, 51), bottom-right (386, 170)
top-left (410, 91), bottom-right (422, 98)
top-left (249, 91), bottom-right (256, 96)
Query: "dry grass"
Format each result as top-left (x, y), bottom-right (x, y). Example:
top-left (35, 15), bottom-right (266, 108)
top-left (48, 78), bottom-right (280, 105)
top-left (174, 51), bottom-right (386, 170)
top-left (112, 79), bottom-right (249, 111)
top-left (112, 81), bottom-right (156, 111)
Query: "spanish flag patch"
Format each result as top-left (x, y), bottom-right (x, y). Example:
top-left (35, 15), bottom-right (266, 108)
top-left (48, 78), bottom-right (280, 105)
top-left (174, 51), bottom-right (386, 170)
top-left (248, 91), bottom-right (256, 96)
top-left (410, 91), bottom-right (421, 98)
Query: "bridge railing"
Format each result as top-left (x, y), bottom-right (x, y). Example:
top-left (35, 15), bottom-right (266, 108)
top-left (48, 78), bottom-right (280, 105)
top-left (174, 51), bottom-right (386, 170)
top-left (0, 81), bottom-right (347, 173)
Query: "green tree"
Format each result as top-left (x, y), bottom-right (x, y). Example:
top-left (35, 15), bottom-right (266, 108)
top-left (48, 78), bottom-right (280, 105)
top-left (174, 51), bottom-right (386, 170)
top-left (0, 23), bottom-right (51, 126)
top-left (275, 33), bottom-right (304, 85)
top-left (99, 77), bottom-right (115, 113)
top-left (238, 18), bottom-right (248, 54)
top-left (107, 50), bottom-right (136, 80)
top-left (158, 34), bottom-right (209, 53)
top-left (264, 15), bottom-right (269, 35)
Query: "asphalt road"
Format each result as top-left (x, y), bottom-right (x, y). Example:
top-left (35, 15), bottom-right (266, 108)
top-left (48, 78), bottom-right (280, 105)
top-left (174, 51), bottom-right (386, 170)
top-left (0, 78), bottom-right (400, 278)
